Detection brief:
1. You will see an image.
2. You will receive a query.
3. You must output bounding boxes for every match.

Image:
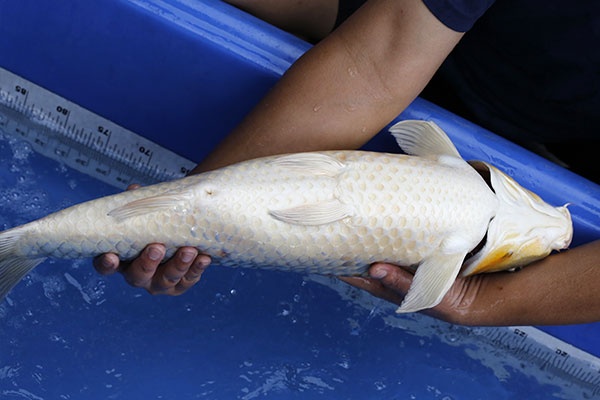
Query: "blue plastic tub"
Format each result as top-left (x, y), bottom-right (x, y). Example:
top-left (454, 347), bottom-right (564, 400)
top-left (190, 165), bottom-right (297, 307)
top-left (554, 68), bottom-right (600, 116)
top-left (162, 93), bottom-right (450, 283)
top-left (1, 1), bottom-right (600, 398)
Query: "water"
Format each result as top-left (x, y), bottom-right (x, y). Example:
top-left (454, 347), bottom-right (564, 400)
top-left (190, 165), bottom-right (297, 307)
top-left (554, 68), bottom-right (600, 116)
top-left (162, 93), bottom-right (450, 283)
top-left (0, 131), bottom-right (596, 399)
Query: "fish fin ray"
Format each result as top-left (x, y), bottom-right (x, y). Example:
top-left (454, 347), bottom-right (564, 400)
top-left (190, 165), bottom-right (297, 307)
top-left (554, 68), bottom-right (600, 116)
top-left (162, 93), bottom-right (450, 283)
top-left (396, 251), bottom-right (466, 314)
top-left (389, 120), bottom-right (462, 159)
top-left (268, 153), bottom-right (345, 176)
top-left (108, 194), bottom-right (189, 221)
top-left (269, 200), bottom-right (352, 226)
top-left (0, 227), bottom-right (46, 301)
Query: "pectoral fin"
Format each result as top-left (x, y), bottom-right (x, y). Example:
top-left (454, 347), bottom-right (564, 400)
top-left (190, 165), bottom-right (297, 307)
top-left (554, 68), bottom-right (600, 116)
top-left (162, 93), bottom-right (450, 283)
top-left (396, 251), bottom-right (466, 314)
top-left (389, 120), bottom-right (462, 159)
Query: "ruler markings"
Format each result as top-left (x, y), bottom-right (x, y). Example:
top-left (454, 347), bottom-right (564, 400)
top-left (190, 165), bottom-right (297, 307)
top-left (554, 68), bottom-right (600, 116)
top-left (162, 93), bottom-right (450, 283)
top-left (0, 67), bottom-right (195, 189)
top-left (474, 326), bottom-right (600, 395)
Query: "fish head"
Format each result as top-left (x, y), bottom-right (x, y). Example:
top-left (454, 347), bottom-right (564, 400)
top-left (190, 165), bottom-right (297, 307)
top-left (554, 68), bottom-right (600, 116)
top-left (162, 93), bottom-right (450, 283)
top-left (462, 161), bottom-right (573, 276)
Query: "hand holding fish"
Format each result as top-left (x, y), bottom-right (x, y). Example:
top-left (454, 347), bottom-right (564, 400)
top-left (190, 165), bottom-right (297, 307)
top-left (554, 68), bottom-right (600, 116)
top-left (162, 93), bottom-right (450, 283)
top-left (93, 244), bottom-right (210, 295)
top-left (343, 239), bottom-right (600, 326)
top-left (93, 184), bottom-right (211, 295)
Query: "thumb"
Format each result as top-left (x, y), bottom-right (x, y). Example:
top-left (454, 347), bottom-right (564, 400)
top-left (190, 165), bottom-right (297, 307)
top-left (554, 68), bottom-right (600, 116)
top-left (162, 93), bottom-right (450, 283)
top-left (369, 263), bottom-right (415, 295)
top-left (340, 263), bottom-right (416, 307)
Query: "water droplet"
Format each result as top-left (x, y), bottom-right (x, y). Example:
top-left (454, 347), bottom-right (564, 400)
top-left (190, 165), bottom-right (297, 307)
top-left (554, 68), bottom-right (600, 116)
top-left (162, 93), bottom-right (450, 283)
top-left (49, 333), bottom-right (63, 342)
top-left (445, 332), bottom-right (459, 343)
top-left (279, 302), bottom-right (292, 316)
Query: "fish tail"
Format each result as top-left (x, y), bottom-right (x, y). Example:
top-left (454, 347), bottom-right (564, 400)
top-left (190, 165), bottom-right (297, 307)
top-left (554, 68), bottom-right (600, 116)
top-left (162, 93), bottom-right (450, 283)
top-left (0, 227), bottom-right (46, 301)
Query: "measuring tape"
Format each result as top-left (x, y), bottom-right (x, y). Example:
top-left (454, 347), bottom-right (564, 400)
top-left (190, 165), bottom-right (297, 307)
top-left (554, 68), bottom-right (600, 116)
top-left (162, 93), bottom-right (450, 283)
top-left (310, 275), bottom-right (600, 397)
top-left (0, 66), bottom-right (196, 189)
top-left (474, 325), bottom-right (600, 396)
top-left (2, 66), bottom-right (600, 396)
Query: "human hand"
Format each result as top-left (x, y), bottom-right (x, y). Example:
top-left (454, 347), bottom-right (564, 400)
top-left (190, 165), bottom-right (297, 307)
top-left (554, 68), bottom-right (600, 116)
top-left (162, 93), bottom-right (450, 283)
top-left (339, 263), bottom-right (490, 325)
top-left (93, 244), bottom-right (211, 295)
top-left (342, 241), bottom-right (600, 327)
top-left (92, 184), bottom-right (211, 295)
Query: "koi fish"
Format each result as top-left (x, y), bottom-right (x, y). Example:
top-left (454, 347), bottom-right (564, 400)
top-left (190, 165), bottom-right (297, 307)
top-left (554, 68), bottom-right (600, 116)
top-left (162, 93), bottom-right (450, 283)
top-left (0, 120), bottom-right (572, 312)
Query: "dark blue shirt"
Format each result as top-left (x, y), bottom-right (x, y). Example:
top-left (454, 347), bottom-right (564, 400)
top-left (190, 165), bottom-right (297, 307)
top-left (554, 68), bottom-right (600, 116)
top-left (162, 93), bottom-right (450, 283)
top-left (423, 0), bottom-right (495, 32)
top-left (424, 0), bottom-right (600, 143)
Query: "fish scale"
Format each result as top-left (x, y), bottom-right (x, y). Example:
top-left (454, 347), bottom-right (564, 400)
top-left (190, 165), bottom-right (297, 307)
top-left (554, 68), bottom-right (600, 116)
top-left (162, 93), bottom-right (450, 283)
top-left (0, 120), bottom-right (572, 313)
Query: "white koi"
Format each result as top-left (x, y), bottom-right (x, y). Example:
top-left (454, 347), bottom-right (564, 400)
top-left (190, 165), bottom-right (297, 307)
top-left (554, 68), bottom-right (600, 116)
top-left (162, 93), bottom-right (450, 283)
top-left (0, 120), bottom-right (572, 312)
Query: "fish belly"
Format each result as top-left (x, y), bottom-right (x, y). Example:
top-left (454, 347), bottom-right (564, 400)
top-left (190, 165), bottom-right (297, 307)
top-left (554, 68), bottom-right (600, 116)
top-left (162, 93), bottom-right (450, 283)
top-left (13, 151), bottom-right (496, 275)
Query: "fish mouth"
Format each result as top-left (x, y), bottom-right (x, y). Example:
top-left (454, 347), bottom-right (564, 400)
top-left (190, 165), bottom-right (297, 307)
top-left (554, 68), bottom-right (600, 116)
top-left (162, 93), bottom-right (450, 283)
top-left (462, 234), bottom-right (555, 275)
top-left (461, 161), bottom-right (573, 276)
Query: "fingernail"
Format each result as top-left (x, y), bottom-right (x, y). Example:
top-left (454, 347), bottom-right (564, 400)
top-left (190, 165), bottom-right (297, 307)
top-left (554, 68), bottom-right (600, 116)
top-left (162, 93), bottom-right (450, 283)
top-left (147, 246), bottom-right (163, 261)
top-left (180, 250), bottom-right (195, 263)
top-left (101, 257), bottom-right (115, 270)
top-left (370, 265), bottom-right (388, 279)
top-left (197, 255), bottom-right (211, 267)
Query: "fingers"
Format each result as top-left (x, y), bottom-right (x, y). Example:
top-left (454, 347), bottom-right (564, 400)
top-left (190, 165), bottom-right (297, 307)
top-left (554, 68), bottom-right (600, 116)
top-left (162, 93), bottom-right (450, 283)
top-left (369, 263), bottom-right (415, 305)
top-left (147, 247), bottom-right (211, 295)
top-left (370, 263), bottom-right (414, 292)
top-left (95, 244), bottom-right (211, 296)
top-left (339, 263), bottom-right (415, 307)
top-left (93, 252), bottom-right (121, 276)
top-left (122, 245), bottom-right (211, 296)
top-left (341, 263), bottom-right (484, 324)
top-left (94, 184), bottom-right (210, 296)
top-left (124, 244), bottom-right (166, 288)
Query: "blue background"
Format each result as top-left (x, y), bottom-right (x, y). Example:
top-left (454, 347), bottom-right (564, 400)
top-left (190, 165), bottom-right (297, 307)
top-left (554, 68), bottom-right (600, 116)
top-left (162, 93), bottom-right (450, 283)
top-left (1, 0), bottom-right (600, 398)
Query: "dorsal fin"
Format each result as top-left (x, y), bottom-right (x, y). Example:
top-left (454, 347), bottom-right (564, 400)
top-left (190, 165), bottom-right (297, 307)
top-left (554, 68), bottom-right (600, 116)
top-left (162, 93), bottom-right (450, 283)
top-left (389, 120), bottom-right (462, 159)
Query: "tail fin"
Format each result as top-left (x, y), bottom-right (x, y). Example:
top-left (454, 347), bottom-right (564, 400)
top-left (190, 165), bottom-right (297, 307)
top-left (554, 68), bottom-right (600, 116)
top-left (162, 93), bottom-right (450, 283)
top-left (0, 227), bottom-right (46, 301)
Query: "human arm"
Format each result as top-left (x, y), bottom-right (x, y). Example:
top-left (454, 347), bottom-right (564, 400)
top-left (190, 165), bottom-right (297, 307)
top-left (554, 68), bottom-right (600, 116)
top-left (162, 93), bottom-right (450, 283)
top-left (194, 0), bottom-right (463, 172)
top-left (342, 240), bottom-right (600, 326)
top-left (95, 0), bottom-right (464, 293)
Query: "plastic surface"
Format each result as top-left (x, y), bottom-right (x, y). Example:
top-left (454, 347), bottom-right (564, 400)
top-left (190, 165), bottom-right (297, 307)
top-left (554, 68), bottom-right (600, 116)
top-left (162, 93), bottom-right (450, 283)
top-left (1, 0), bottom-right (600, 397)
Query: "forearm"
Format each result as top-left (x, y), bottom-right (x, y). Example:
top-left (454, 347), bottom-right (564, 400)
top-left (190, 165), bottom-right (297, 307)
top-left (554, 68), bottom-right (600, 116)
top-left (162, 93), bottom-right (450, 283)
top-left (454, 240), bottom-right (600, 326)
top-left (192, 0), bottom-right (462, 173)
